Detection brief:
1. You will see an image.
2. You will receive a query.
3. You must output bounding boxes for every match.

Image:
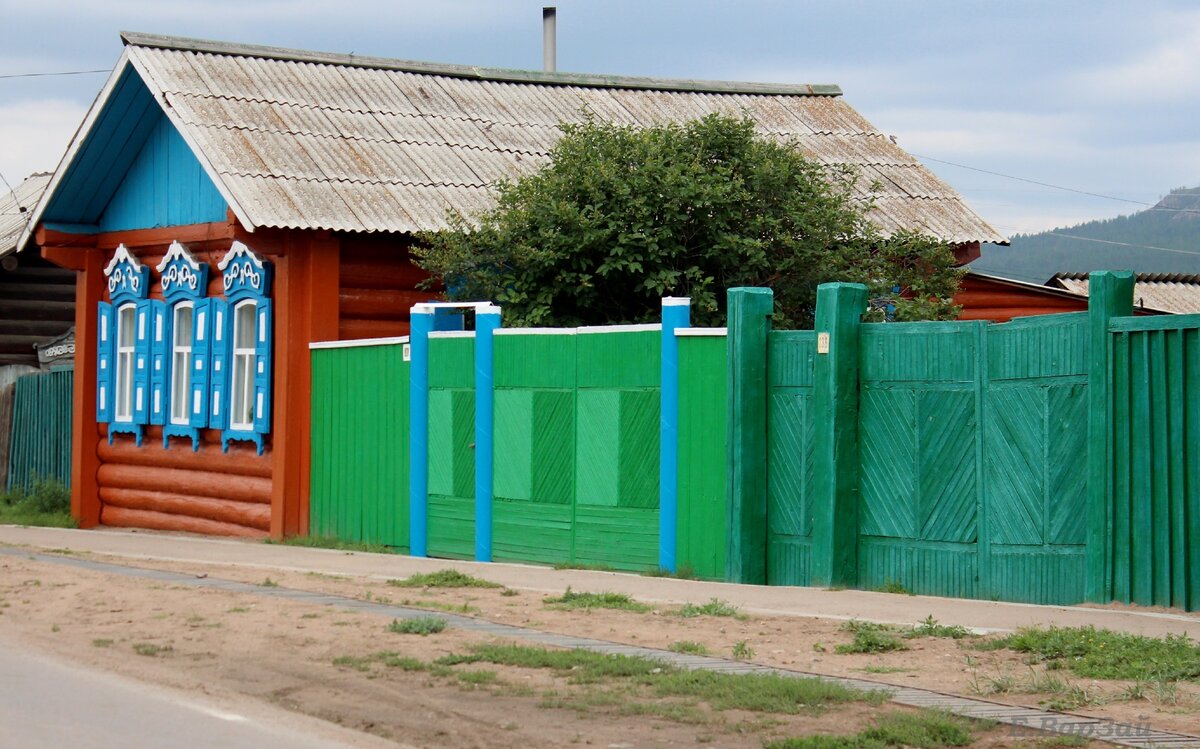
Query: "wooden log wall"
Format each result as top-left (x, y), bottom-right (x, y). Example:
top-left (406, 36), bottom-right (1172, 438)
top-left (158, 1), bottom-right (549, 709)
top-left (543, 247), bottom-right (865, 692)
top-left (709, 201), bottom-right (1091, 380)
top-left (87, 233), bottom-right (273, 538)
top-left (0, 255), bottom-right (76, 367)
top-left (338, 236), bottom-right (433, 340)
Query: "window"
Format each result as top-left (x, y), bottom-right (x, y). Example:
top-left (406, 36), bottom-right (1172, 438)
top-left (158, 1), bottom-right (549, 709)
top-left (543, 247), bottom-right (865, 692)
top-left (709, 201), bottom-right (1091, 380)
top-left (170, 302), bottom-right (194, 425)
top-left (230, 300), bottom-right (257, 431)
top-left (114, 304), bottom-right (136, 422)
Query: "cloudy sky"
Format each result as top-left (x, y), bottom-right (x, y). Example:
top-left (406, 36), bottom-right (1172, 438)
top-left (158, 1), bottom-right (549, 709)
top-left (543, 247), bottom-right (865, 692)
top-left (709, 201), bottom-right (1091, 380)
top-left (2, 0), bottom-right (1199, 238)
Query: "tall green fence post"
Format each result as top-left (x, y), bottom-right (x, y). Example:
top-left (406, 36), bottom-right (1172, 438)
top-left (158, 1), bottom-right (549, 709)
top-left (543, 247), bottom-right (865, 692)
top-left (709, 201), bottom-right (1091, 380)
top-left (725, 287), bottom-right (773, 584)
top-left (1086, 271), bottom-right (1134, 603)
top-left (809, 282), bottom-right (868, 588)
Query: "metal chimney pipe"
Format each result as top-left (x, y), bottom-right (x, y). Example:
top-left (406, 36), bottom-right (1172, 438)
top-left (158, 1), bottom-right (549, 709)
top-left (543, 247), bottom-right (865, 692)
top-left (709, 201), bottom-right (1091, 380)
top-left (543, 6), bottom-right (557, 72)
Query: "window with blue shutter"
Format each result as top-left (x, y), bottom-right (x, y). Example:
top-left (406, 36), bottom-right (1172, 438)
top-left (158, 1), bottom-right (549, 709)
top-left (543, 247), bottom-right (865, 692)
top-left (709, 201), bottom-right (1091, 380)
top-left (101, 244), bottom-right (151, 445)
top-left (156, 241), bottom-right (210, 450)
top-left (216, 241), bottom-right (273, 454)
top-left (96, 302), bottom-right (114, 423)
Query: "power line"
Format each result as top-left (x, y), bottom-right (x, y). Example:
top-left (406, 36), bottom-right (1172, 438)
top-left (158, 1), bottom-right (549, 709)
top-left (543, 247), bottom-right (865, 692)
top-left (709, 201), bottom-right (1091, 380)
top-left (912, 152), bottom-right (1200, 216)
top-left (0, 68), bottom-right (108, 80)
top-left (1043, 231), bottom-right (1200, 257)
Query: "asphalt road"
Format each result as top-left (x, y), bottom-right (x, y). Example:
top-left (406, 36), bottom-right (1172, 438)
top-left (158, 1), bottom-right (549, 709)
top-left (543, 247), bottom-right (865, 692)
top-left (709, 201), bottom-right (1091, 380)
top-left (0, 635), bottom-right (397, 749)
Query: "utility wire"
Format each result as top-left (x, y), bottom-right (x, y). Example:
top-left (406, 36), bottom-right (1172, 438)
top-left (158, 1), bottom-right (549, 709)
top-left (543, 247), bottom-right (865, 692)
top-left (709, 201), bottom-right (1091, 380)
top-left (0, 68), bottom-right (108, 80)
top-left (912, 152), bottom-right (1200, 216)
top-left (1042, 231), bottom-right (1200, 257)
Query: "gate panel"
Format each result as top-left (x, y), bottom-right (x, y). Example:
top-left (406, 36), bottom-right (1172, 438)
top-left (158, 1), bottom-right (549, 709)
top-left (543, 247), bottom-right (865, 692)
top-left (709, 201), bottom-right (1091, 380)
top-left (426, 335), bottom-right (475, 559)
top-left (766, 331), bottom-right (817, 585)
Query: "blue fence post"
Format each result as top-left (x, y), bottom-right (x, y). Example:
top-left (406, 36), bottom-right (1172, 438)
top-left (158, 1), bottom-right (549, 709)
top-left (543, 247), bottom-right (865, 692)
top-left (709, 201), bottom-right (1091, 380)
top-left (475, 304), bottom-right (502, 562)
top-left (409, 303), bottom-right (433, 558)
top-left (660, 297), bottom-right (691, 573)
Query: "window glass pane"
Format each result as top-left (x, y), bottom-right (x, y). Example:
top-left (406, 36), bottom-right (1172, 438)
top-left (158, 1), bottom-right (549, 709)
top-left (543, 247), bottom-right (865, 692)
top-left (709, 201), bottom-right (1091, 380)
top-left (115, 305), bottom-right (136, 421)
top-left (174, 306), bottom-right (193, 349)
top-left (236, 303), bottom-right (256, 349)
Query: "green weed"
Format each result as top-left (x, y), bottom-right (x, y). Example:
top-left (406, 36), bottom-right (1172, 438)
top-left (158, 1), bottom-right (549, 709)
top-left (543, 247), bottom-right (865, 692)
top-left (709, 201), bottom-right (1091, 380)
top-left (669, 640), bottom-right (710, 656)
top-left (387, 569), bottom-right (502, 589)
top-left (676, 598), bottom-right (742, 618)
top-left (332, 655), bottom-right (375, 672)
top-left (874, 580), bottom-right (913, 595)
top-left (401, 599), bottom-right (481, 615)
top-left (766, 709), bottom-right (979, 749)
top-left (387, 616), bottom-right (447, 635)
top-left (552, 561), bottom-right (615, 572)
top-left (907, 616), bottom-right (973, 640)
top-left (0, 478), bottom-right (75, 528)
top-left (92, 638), bottom-right (113, 648)
top-left (445, 643), bottom-right (666, 683)
top-left (652, 669), bottom-right (884, 714)
top-left (267, 536), bottom-right (395, 554)
top-left (259, 577), bottom-right (279, 588)
top-left (861, 665), bottom-right (914, 674)
top-left (132, 643), bottom-right (172, 657)
top-left (641, 565), bottom-right (698, 580)
top-left (836, 621), bottom-right (909, 654)
top-left (732, 640), bottom-right (756, 660)
top-left (543, 587), bottom-right (652, 613)
top-left (456, 669), bottom-right (499, 686)
top-left (992, 626), bottom-right (1200, 682)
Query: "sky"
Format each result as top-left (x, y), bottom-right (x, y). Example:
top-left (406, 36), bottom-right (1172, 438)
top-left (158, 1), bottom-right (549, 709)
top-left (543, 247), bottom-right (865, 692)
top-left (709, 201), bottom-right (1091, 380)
top-left (2, 0), bottom-right (1199, 239)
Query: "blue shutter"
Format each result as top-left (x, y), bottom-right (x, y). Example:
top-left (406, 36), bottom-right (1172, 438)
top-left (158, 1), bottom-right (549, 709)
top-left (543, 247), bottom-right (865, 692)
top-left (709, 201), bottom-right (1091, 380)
top-left (132, 299), bottom-right (152, 425)
top-left (208, 298), bottom-right (230, 432)
top-left (96, 302), bottom-right (114, 423)
top-left (253, 299), bottom-right (273, 435)
top-left (188, 298), bottom-right (211, 429)
top-left (149, 300), bottom-right (169, 426)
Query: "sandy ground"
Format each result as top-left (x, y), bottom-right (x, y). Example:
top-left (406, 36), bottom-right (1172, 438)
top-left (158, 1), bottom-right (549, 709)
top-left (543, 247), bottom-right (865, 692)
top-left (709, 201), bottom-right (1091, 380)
top-left (1, 543), bottom-right (1194, 748)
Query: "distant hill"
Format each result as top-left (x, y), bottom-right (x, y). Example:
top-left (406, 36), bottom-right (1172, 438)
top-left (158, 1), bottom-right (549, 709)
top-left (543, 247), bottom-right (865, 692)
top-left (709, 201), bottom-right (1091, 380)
top-left (969, 186), bottom-right (1200, 283)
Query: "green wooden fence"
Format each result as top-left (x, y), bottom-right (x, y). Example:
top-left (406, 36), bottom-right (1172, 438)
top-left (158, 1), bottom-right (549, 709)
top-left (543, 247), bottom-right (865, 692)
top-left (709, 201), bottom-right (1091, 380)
top-left (1105, 313), bottom-right (1200, 610)
top-left (310, 341), bottom-right (409, 548)
top-left (6, 369), bottom-right (73, 492)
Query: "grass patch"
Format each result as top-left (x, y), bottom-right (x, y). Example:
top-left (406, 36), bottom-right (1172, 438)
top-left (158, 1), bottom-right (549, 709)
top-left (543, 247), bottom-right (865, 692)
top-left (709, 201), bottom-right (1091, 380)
top-left (669, 640), bottom-right (710, 656)
top-left (0, 479), bottom-right (75, 528)
top-left (132, 643), bottom-right (172, 657)
top-left (543, 587), bottom-right (652, 613)
top-left (456, 669), bottom-right (499, 686)
top-left (652, 669), bottom-right (885, 714)
top-left (268, 535), bottom-right (395, 554)
top-left (676, 598), bottom-right (742, 618)
top-left (641, 565), bottom-right (699, 580)
top-left (874, 580), bottom-right (913, 596)
top-left (387, 569), bottom-right (502, 589)
top-left (860, 665), bottom-right (914, 674)
top-left (836, 621), bottom-right (909, 654)
top-left (767, 709), bottom-right (979, 749)
top-left (906, 616), bottom-right (973, 640)
top-left (334, 651), bottom-right (429, 672)
top-left (441, 644), bottom-right (667, 683)
top-left (401, 599), bottom-right (481, 615)
top-left (92, 638), bottom-right (114, 648)
top-left (552, 562), bottom-right (615, 572)
top-left (387, 616), bottom-right (446, 636)
top-left (259, 577), bottom-right (279, 587)
top-left (990, 626), bottom-right (1200, 682)
top-left (332, 654), bottom-right (375, 672)
top-left (732, 640), bottom-right (756, 660)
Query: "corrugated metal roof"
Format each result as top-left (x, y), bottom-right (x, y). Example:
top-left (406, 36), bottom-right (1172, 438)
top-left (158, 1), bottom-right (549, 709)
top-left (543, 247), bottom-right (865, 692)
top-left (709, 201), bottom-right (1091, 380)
top-left (1050, 273), bottom-right (1200, 315)
top-left (113, 32), bottom-right (1005, 243)
top-left (0, 173), bottom-right (51, 257)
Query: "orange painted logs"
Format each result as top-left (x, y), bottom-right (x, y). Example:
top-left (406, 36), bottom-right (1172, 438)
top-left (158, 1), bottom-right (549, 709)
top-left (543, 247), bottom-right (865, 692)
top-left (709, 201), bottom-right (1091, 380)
top-left (98, 463), bottom-right (271, 505)
top-left (339, 288), bottom-right (430, 319)
top-left (340, 262), bottom-right (427, 290)
top-left (100, 506), bottom-right (267, 538)
top-left (337, 319), bottom-right (411, 341)
top-left (98, 435), bottom-right (272, 478)
top-left (99, 487), bottom-right (270, 530)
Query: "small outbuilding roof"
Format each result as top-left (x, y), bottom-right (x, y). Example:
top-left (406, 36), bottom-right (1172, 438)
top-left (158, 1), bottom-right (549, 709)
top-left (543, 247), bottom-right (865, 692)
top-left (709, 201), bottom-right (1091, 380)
top-left (23, 31), bottom-right (1006, 247)
top-left (1, 173), bottom-right (51, 258)
top-left (1049, 272), bottom-right (1200, 314)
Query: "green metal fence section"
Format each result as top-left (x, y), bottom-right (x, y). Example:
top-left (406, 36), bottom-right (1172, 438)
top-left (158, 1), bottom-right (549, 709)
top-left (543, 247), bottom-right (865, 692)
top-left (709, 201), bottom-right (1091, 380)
top-left (310, 342), bottom-right (409, 548)
top-left (1106, 314), bottom-right (1200, 611)
top-left (5, 369), bottom-right (73, 492)
top-left (427, 334), bottom-right (476, 559)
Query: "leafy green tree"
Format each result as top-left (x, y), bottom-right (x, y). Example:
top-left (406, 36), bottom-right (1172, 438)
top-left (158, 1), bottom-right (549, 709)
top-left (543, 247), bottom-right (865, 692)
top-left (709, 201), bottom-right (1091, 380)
top-left (414, 114), bottom-right (962, 328)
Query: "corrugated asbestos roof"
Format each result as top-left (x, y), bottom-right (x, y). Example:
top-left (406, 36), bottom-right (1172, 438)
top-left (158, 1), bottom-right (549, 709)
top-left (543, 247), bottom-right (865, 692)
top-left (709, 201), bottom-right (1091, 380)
top-left (1050, 273), bottom-right (1200, 314)
top-left (68, 31), bottom-right (1009, 243)
top-left (1, 173), bottom-right (51, 257)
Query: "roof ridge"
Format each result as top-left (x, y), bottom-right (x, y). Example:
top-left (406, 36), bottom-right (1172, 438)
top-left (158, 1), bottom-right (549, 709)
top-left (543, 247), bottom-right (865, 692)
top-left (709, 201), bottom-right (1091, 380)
top-left (121, 30), bottom-right (843, 98)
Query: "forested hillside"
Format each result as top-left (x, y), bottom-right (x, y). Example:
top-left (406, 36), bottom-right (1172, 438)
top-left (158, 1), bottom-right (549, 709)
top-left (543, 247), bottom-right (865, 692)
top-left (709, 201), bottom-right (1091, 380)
top-left (970, 186), bottom-right (1200, 282)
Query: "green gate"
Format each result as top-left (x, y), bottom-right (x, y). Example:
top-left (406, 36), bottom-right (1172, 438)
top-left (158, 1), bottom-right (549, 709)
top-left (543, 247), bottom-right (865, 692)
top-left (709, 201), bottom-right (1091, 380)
top-left (5, 369), bottom-right (73, 492)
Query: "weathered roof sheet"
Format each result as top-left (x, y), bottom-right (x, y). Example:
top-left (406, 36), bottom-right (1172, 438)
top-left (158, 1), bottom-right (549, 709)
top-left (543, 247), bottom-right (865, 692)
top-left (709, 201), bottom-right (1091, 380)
top-left (38, 31), bottom-right (1007, 245)
top-left (1, 173), bottom-right (51, 257)
top-left (1050, 272), bottom-right (1200, 315)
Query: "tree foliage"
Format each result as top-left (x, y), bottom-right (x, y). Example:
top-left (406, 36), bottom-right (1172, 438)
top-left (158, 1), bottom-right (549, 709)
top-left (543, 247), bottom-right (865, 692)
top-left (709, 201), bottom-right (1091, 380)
top-left (414, 114), bottom-right (963, 328)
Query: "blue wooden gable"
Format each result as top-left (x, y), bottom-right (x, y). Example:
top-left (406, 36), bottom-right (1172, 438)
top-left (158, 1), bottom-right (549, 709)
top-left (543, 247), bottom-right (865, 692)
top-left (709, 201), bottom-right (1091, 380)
top-left (42, 66), bottom-right (227, 234)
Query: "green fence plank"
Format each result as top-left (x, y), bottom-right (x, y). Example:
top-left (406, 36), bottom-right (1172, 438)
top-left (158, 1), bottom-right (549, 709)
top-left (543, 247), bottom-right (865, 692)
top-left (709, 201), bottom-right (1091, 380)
top-left (677, 335), bottom-right (727, 581)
